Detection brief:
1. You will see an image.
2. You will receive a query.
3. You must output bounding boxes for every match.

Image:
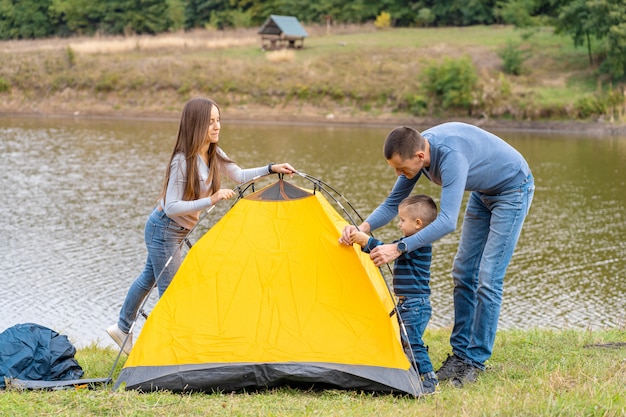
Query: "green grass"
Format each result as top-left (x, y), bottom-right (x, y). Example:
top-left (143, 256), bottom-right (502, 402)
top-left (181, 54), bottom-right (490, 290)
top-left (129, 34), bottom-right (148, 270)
top-left (1, 328), bottom-right (624, 416)
top-left (305, 26), bottom-right (528, 50)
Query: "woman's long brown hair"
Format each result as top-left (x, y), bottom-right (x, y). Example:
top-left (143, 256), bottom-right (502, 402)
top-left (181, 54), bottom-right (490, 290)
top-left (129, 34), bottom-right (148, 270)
top-left (159, 97), bottom-right (233, 204)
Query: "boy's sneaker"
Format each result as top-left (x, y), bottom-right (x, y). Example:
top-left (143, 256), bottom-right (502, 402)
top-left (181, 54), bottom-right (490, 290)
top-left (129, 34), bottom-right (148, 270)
top-left (421, 376), bottom-right (439, 395)
top-left (450, 362), bottom-right (481, 388)
top-left (435, 354), bottom-right (464, 381)
top-left (106, 324), bottom-right (133, 355)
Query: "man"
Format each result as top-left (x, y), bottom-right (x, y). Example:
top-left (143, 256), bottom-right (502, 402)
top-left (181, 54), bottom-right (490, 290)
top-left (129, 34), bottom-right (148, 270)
top-left (340, 123), bottom-right (534, 387)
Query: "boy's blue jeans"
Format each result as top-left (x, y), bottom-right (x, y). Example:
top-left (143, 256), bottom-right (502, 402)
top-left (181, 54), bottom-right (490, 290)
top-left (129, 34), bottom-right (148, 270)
top-left (398, 296), bottom-right (434, 375)
top-left (451, 174), bottom-right (535, 370)
top-left (117, 207), bottom-right (189, 333)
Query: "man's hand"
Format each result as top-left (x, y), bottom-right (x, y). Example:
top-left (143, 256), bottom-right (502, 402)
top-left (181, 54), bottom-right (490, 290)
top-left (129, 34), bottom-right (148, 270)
top-left (369, 243), bottom-right (401, 267)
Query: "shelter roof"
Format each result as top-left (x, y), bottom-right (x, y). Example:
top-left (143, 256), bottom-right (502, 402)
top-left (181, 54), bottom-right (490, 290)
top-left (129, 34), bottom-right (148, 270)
top-left (258, 15), bottom-right (308, 38)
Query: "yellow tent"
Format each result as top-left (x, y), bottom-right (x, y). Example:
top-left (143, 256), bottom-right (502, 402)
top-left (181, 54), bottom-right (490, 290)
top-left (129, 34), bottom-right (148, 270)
top-left (115, 180), bottom-right (422, 396)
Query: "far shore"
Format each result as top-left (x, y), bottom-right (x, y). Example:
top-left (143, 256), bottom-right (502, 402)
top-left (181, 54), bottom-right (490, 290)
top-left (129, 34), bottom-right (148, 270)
top-left (3, 105), bottom-right (626, 136)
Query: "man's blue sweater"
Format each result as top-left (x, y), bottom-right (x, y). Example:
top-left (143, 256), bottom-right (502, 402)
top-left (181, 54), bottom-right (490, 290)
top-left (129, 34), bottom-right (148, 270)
top-left (365, 122), bottom-right (531, 252)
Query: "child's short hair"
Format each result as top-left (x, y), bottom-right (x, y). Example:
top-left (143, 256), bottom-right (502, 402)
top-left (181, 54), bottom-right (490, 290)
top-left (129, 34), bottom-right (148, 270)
top-left (399, 194), bottom-right (437, 226)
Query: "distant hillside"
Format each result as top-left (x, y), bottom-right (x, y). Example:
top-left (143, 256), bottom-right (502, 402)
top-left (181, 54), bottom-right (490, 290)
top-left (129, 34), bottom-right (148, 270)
top-left (0, 25), bottom-right (624, 134)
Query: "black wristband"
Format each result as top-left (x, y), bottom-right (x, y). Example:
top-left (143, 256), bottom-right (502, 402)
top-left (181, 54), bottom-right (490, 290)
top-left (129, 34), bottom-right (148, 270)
top-left (267, 162), bottom-right (275, 174)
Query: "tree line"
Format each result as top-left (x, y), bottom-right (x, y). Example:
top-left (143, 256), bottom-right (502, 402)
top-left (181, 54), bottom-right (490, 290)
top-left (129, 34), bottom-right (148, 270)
top-left (1, 0), bottom-right (624, 79)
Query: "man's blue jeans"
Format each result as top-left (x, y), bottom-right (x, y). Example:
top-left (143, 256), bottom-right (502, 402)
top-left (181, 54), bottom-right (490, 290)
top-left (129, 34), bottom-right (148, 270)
top-left (451, 174), bottom-right (535, 369)
top-left (399, 296), bottom-right (434, 375)
top-left (117, 207), bottom-right (189, 333)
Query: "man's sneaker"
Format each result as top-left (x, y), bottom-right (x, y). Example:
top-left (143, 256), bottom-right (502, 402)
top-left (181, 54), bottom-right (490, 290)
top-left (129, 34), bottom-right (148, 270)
top-left (421, 375), bottom-right (439, 395)
top-left (435, 354), bottom-right (464, 381)
top-left (106, 324), bottom-right (133, 355)
top-left (450, 362), bottom-right (481, 388)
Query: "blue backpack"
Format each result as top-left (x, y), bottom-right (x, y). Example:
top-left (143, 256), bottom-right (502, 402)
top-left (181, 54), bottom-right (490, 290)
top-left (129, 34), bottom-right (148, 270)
top-left (0, 323), bottom-right (83, 389)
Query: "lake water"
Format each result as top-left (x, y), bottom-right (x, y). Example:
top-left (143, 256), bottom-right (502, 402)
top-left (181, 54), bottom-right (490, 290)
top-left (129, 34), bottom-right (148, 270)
top-left (1, 116), bottom-right (624, 349)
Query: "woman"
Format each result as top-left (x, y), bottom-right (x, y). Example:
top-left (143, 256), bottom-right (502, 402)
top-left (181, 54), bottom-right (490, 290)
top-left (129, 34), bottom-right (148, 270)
top-left (107, 97), bottom-right (297, 354)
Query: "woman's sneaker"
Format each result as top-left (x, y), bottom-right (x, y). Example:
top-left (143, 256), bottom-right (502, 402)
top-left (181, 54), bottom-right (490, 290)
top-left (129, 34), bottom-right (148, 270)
top-left (106, 324), bottom-right (133, 355)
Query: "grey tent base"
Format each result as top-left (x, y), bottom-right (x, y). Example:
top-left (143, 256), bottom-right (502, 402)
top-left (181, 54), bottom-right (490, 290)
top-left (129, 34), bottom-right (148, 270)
top-left (116, 362), bottom-right (423, 397)
top-left (5, 377), bottom-right (111, 390)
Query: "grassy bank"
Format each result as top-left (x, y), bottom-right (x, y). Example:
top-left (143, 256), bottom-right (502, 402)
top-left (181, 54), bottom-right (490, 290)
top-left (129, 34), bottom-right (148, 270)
top-left (1, 328), bottom-right (624, 416)
top-left (0, 25), bottom-right (624, 129)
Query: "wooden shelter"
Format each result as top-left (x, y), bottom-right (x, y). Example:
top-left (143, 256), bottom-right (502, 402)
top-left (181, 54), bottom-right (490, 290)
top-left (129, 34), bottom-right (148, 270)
top-left (258, 15), bottom-right (308, 50)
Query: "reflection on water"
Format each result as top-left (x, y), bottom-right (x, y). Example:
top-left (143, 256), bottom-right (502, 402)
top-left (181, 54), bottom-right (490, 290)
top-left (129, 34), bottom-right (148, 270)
top-left (1, 116), bottom-right (624, 348)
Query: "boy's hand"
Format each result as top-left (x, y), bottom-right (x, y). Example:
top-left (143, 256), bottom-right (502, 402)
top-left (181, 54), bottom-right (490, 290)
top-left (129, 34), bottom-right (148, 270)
top-left (339, 225), bottom-right (358, 245)
top-left (339, 222), bottom-right (371, 246)
top-left (350, 230), bottom-right (369, 247)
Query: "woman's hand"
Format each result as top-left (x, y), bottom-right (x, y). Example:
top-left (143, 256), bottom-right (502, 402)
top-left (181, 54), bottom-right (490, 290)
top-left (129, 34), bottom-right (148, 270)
top-left (271, 163), bottom-right (297, 176)
top-left (211, 188), bottom-right (236, 205)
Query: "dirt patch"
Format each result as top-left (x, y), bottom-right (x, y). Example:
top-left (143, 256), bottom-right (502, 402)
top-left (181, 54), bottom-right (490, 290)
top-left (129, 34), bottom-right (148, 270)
top-left (0, 28), bottom-right (260, 54)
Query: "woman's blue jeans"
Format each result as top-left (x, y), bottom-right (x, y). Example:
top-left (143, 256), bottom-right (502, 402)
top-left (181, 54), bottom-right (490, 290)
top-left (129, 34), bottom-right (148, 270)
top-left (451, 174), bottom-right (534, 369)
top-left (117, 207), bottom-right (189, 333)
top-left (399, 296), bottom-right (434, 375)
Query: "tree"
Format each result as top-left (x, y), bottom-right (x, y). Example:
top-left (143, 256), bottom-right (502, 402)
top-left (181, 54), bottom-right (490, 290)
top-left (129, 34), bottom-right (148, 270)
top-left (166, 0), bottom-right (185, 31)
top-left (49, 0), bottom-right (106, 36)
top-left (494, 0), bottom-right (561, 28)
top-left (126, 0), bottom-right (173, 34)
top-left (185, 0), bottom-right (229, 29)
top-left (589, 0), bottom-right (626, 80)
top-left (556, 0), bottom-right (596, 65)
top-left (557, 0), bottom-right (626, 79)
top-left (460, 0), bottom-right (497, 26)
top-left (0, 0), bottom-right (55, 39)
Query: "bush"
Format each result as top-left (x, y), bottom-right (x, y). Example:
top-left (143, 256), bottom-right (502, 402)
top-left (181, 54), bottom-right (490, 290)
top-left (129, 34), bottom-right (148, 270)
top-left (415, 8), bottom-right (435, 27)
top-left (394, 93), bottom-right (428, 116)
top-left (95, 73), bottom-right (119, 92)
top-left (474, 72), bottom-right (513, 118)
top-left (574, 95), bottom-right (606, 119)
top-left (0, 77), bottom-right (10, 93)
top-left (497, 41), bottom-right (530, 76)
top-left (66, 46), bottom-right (76, 68)
top-left (420, 57), bottom-right (478, 113)
top-left (574, 87), bottom-right (626, 120)
top-left (374, 12), bottom-right (391, 29)
top-left (605, 86), bottom-right (625, 120)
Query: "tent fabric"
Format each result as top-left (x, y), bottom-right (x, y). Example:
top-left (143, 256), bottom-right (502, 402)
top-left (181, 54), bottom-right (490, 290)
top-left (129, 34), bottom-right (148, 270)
top-left (0, 323), bottom-right (84, 389)
top-left (116, 180), bottom-right (422, 396)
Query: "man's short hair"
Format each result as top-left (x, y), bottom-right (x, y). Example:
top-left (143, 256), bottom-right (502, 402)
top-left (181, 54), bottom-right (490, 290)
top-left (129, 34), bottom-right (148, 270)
top-left (399, 194), bottom-right (438, 226)
top-left (383, 126), bottom-right (426, 160)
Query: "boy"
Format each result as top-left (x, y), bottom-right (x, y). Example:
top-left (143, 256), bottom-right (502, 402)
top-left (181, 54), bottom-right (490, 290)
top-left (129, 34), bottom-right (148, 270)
top-left (349, 194), bottom-right (438, 394)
